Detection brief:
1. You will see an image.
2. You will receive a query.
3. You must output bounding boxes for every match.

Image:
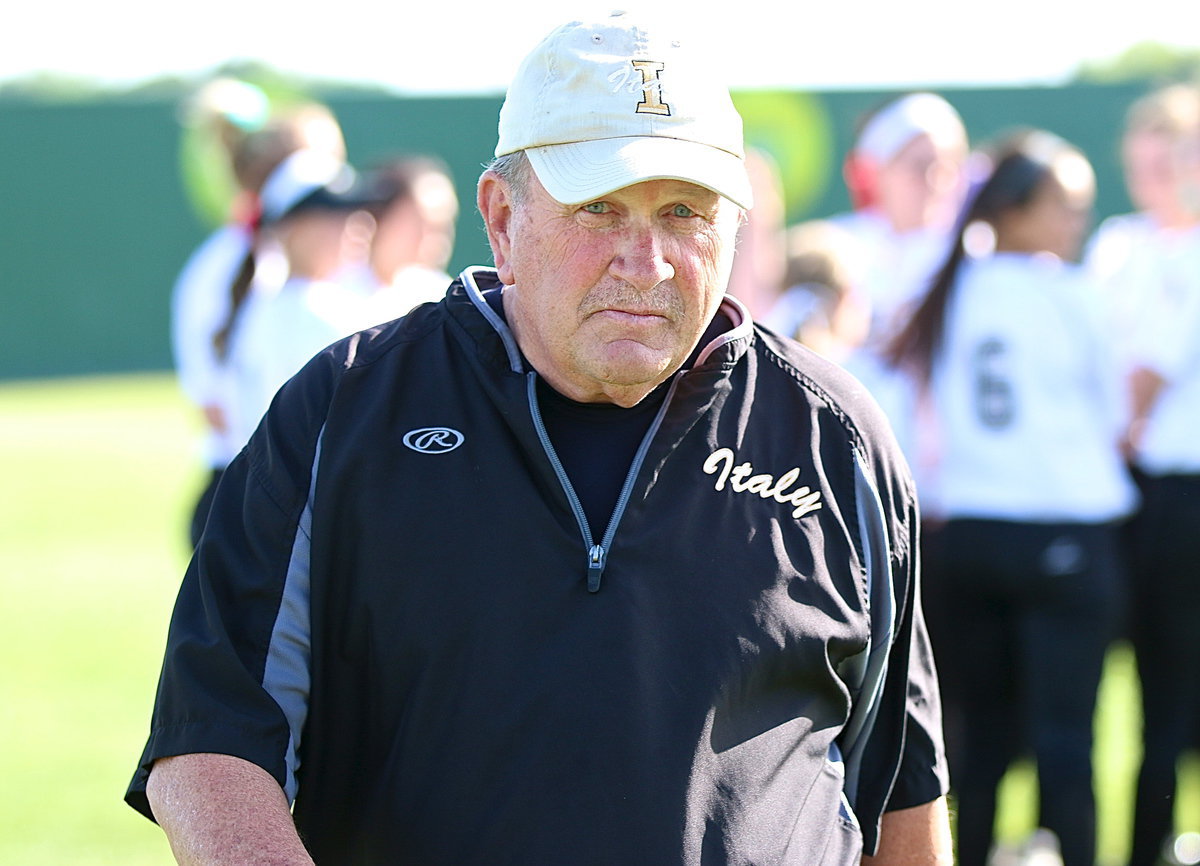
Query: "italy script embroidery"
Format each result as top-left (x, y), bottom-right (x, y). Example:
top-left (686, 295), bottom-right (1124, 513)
top-left (702, 447), bottom-right (823, 519)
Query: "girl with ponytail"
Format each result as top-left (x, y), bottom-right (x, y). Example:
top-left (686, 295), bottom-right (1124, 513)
top-left (890, 130), bottom-right (1137, 866)
top-left (174, 102), bottom-right (347, 546)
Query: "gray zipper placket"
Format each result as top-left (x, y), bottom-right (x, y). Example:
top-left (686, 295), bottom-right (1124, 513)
top-left (525, 371), bottom-right (683, 593)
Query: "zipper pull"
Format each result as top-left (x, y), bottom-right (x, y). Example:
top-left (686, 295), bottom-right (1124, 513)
top-left (587, 544), bottom-right (606, 593)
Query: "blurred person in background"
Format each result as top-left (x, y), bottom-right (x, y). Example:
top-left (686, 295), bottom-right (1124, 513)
top-left (221, 149), bottom-right (379, 468)
top-left (1124, 221), bottom-right (1200, 866)
top-left (761, 218), bottom-right (870, 363)
top-left (885, 130), bottom-right (1138, 866)
top-left (169, 78), bottom-right (269, 546)
top-left (340, 154), bottom-right (460, 324)
top-left (829, 94), bottom-right (971, 648)
top-left (1081, 83), bottom-right (1200, 866)
top-left (176, 77), bottom-right (272, 228)
top-left (726, 147), bottom-right (788, 319)
top-left (1084, 84), bottom-right (1200, 366)
top-left (172, 98), bottom-right (347, 546)
top-left (1112, 85), bottom-right (1200, 866)
top-left (833, 91), bottom-right (969, 349)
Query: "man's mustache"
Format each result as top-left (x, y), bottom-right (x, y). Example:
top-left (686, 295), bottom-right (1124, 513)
top-left (578, 282), bottom-right (683, 320)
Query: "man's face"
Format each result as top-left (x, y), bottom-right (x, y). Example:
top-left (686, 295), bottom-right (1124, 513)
top-left (481, 170), bottom-right (742, 407)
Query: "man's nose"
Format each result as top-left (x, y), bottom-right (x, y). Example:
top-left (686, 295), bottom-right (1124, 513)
top-left (609, 226), bottom-right (675, 290)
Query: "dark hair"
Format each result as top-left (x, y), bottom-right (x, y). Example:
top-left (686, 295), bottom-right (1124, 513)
top-left (210, 105), bottom-right (349, 359)
top-left (212, 126), bottom-right (290, 360)
top-left (212, 116), bottom-right (331, 359)
top-left (211, 248), bottom-right (257, 361)
top-left (884, 129), bottom-right (1074, 384)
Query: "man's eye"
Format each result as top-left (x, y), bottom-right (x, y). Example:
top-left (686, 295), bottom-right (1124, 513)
top-left (672, 204), bottom-right (696, 218)
top-left (582, 202), bottom-right (608, 214)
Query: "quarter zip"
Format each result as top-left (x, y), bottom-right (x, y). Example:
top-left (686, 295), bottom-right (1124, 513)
top-left (526, 372), bottom-right (681, 592)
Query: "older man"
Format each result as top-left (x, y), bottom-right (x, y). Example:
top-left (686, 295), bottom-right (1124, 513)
top-left (128, 13), bottom-right (950, 865)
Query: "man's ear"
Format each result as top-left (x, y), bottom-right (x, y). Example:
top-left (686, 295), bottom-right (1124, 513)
top-left (477, 171), bottom-right (517, 285)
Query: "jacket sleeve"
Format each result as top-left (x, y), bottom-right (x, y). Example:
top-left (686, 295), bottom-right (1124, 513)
top-left (881, 508), bottom-right (949, 812)
top-left (125, 346), bottom-right (341, 822)
top-left (847, 406), bottom-right (950, 854)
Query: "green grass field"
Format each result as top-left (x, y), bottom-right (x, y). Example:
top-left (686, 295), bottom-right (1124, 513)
top-left (0, 374), bottom-right (194, 864)
top-left (0, 372), bottom-right (1193, 864)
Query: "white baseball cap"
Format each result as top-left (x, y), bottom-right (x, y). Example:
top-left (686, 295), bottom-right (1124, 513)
top-left (259, 149), bottom-right (369, 224)
top-left (495, 11), bottom-right (752, 209)
top-left (854, 93), bottom-right (967, 165)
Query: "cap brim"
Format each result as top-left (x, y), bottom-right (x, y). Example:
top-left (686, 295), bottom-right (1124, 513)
top-left (526, 136), bottom-right (753, 210)
top-left (271, 184), bottom-right (382, 222)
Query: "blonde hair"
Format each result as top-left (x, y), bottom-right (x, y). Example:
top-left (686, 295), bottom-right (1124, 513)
top-left (1125, 84), bottom-right (1200, 139)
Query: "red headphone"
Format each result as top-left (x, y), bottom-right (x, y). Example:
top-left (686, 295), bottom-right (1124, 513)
top-left (843, 153), bottom-right (879, 211)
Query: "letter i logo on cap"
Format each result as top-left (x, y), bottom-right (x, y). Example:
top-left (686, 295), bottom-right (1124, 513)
top-left (630, 60), bottom-right (671, 116)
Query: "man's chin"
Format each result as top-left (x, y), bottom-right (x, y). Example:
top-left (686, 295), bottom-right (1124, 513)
top-left (592, 342), bottom-right (682, 385)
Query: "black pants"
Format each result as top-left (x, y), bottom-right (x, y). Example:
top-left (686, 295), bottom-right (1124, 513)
top-left (1127, 473), bottom-right (1200, 866)
top-left (923, 518), bottom-right (1124, 866)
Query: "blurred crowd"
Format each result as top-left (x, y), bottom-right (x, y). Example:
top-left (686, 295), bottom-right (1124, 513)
top-left (170, 77), bottom-right (1200, 866)
top-left (171, 79), bottom-right (459, 545)
top-left (751, 84), bottom-right (1200, 866)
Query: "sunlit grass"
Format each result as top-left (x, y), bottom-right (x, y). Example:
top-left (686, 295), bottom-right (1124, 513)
top-left (0, 374), bottom-right (198, 864)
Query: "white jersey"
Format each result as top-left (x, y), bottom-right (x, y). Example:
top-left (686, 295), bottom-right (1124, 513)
top-left (927, 253), bottom-right (1136, 523)
top-left (170, 224), bottom-right (249, 409)
top-left (843, 350), bottom-right (945, 518)
top-left (170, 225), bottom-right (250, 469)
top-left (1128, 233), bottom-right (1200, 475)
top-left (170, 225), bottom-right (288, 468)
top-left (1083, 212), bottom-right (1200, 371)
top-left (339, 263), bottom-right (451, 327)
top-left (829, 209), bottom-right (950, 346)
top-left (224, 277), bottom-right (372, 452)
